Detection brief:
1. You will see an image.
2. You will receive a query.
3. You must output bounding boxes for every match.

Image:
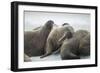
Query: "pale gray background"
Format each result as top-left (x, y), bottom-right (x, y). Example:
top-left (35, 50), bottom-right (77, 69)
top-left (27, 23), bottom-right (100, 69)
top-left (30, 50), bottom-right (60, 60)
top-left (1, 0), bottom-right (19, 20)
top-left (24, 11), bottom-right (90, 31)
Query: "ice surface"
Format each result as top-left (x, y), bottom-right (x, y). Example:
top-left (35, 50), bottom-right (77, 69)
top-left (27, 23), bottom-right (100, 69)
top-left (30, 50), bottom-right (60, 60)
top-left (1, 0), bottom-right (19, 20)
top-left (30, 54), bottom-right (90, 62)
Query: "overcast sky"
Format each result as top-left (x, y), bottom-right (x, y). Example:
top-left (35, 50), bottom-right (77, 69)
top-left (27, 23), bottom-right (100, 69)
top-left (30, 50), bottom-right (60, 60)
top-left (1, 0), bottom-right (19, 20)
top-left (24, 11), bottom-right (90, 31)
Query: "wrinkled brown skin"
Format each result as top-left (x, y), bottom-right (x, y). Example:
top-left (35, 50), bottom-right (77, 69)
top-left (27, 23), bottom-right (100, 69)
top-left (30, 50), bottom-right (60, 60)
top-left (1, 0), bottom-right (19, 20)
top-left (60, 30), bottom-right (90, 60)
top-left (79, 34), bottom-right (90, 56)
top-left (40, 24), bottom-right (74, 58)
top-left (24, 20), bottom-right (53, 57)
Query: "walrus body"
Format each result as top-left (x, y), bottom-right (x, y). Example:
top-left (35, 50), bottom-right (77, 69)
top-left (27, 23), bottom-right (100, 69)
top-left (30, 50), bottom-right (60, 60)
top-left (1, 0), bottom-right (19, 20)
top-left (24, 20), bottom-right (53, 57)
top-left (60, 30), bottom-right (90, 60)
top-left (79, 34), bottom-right (90, 56)
top-left (40, 24), bottom-right (74, 58)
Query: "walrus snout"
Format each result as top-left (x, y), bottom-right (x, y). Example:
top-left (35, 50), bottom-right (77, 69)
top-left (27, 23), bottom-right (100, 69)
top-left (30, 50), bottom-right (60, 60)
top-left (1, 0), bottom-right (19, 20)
top-left (45, 20), bottom-right (54, 29)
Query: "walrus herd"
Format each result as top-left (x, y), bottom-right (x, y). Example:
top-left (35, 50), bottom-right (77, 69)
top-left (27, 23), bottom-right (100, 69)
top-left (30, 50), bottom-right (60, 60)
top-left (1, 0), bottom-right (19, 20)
top-left (24, 20), bottom-right (90, 61)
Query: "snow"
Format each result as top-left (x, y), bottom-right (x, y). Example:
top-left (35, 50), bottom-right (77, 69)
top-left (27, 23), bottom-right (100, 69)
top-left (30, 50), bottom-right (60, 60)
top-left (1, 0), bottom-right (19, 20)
top-left (30, 54), bottom-right (90, 62)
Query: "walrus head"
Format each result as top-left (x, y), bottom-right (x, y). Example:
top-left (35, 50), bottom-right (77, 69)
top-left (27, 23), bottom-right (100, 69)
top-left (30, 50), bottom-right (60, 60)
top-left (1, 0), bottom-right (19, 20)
top-left (61, 23), bottom-right (74, 39)
top-left (62, 23), bottom-right (69, 26)
top-left (45, 20), bottom-right (54, 29)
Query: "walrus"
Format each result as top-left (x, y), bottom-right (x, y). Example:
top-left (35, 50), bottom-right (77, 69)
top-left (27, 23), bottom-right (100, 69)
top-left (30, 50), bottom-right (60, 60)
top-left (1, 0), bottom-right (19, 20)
top-left (59, 30), bottom-right (90, 60)
top-left (40, 23), bottom-right (74, 58)
top-left (24, 20), bottom-right (54, 57)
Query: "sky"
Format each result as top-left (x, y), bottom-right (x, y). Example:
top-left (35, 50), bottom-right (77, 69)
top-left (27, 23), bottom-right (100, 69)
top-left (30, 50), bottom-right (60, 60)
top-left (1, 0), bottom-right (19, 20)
top-left (24, 11), bottom-right (90, 31)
